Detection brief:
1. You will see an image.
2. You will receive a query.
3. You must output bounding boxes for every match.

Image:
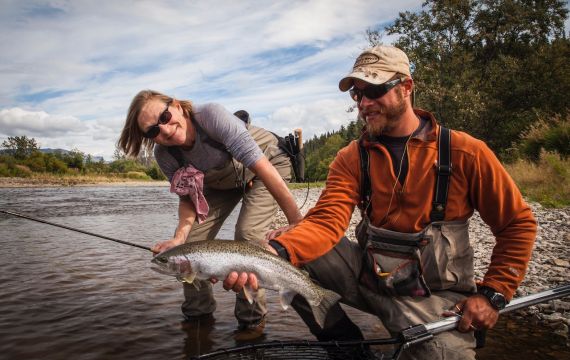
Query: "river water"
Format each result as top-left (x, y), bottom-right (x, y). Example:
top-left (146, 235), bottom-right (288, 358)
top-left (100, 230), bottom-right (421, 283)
top-left (0, 186), bottom-right (567, 360)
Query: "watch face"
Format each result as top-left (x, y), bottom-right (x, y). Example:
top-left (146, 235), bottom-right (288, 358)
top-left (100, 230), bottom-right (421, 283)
top-left (479, 286), bottom-right (507, 310)
top-left (490, 293), bottom-right (507, 310)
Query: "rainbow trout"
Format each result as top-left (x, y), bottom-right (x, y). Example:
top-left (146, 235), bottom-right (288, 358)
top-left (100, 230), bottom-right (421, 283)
top-left (151, 240), bottom-right (341, 328)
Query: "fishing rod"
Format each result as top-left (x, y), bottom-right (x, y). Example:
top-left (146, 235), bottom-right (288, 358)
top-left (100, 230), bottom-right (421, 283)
top-left (194, 283), bottom-right (570, 360)
top-left (421, 283), bottom-right (570, 336)
top-left (0, 209), bottom-right (152, 252)
top-left (392, 283), bottom-right (570, 359)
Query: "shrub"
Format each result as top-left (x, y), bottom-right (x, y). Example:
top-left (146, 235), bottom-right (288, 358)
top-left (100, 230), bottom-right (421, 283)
top-left (108, 158), bottom-right (147, 173)
top-left (0, 163), bottom-right (11, 177)
top-left (0, 154), bottom-right (16, 167)
top-left (13, 165), bottom-right (32, 178)
top-left (505, 151), bottom-right (569, 208)
top-left (124, 171), bottom-right (151, 180)
top-left (23, 152), bottom-right (47, 172)
top-left (518, 115), bottom-right (570, 161)
top-left (44, 155), bottom-right (69, 174)
top-left (145, 163), bottom-right (166, 180)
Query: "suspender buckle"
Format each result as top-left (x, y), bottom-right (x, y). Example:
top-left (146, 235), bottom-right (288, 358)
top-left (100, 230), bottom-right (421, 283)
top-left (430, 203), bottom-right (446, 222)
top-left (435, 163), bottom-right (452, 176)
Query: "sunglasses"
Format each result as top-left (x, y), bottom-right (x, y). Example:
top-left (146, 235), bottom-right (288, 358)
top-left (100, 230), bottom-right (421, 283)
top-left (142, 100), bottom-right (173, 139)
top-left (349, 78), bottom-right (404, 102)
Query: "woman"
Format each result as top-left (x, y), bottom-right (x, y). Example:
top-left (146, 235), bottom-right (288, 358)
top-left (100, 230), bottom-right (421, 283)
top-left (118, 90), bottom-right (303, 341)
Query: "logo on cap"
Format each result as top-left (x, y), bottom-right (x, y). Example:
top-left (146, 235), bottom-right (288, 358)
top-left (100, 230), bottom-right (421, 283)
top-left (354, 54), bottom-right (379, 68)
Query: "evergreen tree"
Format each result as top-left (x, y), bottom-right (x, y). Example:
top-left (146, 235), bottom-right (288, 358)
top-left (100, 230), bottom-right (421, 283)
top-left (379, 0), bottom-right (569, 153)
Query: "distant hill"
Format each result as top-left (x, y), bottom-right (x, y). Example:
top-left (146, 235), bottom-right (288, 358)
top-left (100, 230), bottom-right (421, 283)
top-left (38, 148), bottom-right (105, 162)
top-left (39, 148), bottom-right (69, 154)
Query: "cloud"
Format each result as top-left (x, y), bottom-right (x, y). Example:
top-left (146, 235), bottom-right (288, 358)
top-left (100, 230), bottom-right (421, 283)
top-left (0, 0), bottom-right (428, 161)
top-left (0, 107), bottom-right (121, 160)
top-left (260, 98), bottom-right (357, 141)
top-left (0, 108), bottom-right (85, 137)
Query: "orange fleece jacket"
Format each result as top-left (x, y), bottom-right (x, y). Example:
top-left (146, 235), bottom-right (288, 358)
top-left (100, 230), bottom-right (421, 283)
top-left (276, 109), bottom-right (536, 300)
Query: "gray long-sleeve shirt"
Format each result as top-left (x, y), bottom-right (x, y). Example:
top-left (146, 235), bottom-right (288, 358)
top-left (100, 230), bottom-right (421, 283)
top-left (154, 103), bottom-right (264, 181)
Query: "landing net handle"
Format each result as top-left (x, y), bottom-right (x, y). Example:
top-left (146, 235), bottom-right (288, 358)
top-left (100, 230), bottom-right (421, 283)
top-left (194, 283), bottom-right (570, 360)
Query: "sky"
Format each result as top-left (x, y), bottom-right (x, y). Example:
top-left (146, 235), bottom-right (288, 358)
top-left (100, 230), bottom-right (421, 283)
top-left (0, 0), bottom-right (428, 161)
top-left (5, 1), bottom-right (567, 162)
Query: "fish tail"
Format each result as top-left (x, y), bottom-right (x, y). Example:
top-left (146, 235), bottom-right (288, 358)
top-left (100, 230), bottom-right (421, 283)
top-left (311, 289), bottom-right (342, 329)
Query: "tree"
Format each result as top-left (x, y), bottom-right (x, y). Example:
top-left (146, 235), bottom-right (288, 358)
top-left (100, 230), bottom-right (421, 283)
top-left (113, 147), bottom-right (126, 161)
top-left (305, 134), bottom-right (346, 181)
top-left (371, 0), bottom-right (570, 154)
top-left (1, 136), bottom-right (39, 159)
top-left (137, 147), bottom-right (155, 167)
top-left (64, 148), bottom-right (86, 171)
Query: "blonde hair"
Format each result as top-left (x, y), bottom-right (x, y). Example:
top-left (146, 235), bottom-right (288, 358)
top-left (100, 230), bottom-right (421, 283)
top-left (118, 90), bottom-right (193, 157)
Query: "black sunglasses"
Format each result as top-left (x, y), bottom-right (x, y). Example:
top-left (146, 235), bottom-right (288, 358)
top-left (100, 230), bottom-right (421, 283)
top-left (142, 100), bottom-right (173, 139)
top-left (349, 78), bottom-right (404, 102)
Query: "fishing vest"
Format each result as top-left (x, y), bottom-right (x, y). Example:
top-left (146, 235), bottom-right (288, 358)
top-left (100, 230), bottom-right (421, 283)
top-left (167, 121), bottom-right (287, 191)
top-left (356, 127), bottom-right (477, 297)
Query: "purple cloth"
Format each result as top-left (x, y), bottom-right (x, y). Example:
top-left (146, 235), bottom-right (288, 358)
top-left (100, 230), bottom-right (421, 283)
top-left (170, 165), bottom-right (209, 223)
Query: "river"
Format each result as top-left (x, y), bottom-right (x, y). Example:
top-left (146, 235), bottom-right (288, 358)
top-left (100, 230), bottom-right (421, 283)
top-left (0, 185), bottom-right (567, 359)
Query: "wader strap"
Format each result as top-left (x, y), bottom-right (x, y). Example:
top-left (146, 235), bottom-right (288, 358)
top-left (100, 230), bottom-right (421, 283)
top-left (358, 126), bottom-right (452, 222)
top-left (358, 140), bottom-right (372, 217)
top-left (193, 118), bottom-right (228, 152)
top-left (430, 126), bottom-right (452, 222)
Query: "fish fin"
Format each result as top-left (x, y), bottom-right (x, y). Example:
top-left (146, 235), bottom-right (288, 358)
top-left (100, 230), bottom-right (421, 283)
top-left (179, 273), bottom-right (198, 287)
top-left (310, 289), bottom-right (342, 329)
top-left (279, 290), bottom-right (298, 310)
top-left (243, 285), bottom-right (259, 305)
top-left (191, 278), bottom-right (201, 290)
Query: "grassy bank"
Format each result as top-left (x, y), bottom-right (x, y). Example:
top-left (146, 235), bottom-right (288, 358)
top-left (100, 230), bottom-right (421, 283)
top-left (0, 173), bottom-right (167, 187)
top-left (288, 181), bottom-right (326, 190)
top-left (505, 152), bottom-right (569, 208)
top-left (1, 155), bottom-right (567, 208)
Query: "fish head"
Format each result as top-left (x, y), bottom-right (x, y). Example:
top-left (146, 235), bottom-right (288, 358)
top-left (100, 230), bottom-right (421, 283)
top-left (150, 247), bottom-right (194, 278)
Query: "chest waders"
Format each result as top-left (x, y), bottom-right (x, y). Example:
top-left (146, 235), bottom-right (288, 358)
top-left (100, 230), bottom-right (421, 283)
top-left (356, 127), bottom-right (477, 297)
top-left (166, 122), bottom-right (283, 193)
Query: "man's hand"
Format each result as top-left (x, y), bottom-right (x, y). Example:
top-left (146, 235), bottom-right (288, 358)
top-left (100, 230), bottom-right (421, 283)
top-left (222, 272), bottom-right (259, 292)
top-left (151, 238), bottom-right (184, 255)
top-left (444, 294), bottom-right (499, 332)
top-left (218, 245), bottom-right (277, 292)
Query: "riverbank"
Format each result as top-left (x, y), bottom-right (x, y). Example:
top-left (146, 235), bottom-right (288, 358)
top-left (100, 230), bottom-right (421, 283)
top-left (271, 187), bottom-right (570, 344)
top-left (0, 176), bottom-right (168, 188)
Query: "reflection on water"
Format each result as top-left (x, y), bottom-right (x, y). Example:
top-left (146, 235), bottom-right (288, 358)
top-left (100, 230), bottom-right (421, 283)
top-left (0, 186), bottom-right (567, 360)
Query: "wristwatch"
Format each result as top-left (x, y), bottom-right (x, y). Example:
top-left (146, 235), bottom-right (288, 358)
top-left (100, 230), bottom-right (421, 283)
top-left (477, 286), bottom-right (508, 310)
top-left (268, 240), bottom-right (290, 262)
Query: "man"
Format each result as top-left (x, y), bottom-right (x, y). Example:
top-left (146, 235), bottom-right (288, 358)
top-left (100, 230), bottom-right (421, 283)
top-left (223, 45), bottom-right (536, 359)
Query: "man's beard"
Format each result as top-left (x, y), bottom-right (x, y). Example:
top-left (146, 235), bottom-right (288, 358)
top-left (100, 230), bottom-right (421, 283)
top-left (361, 89), bottom-right (407, 136)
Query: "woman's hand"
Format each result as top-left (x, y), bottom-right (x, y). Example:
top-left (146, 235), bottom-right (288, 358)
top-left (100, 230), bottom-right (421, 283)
top-left (151, 238), bottom-right (185, 254)
top-left (265, 224), bottom-right (297, 241)
top-left (151, 196), bottom-right (196, 255)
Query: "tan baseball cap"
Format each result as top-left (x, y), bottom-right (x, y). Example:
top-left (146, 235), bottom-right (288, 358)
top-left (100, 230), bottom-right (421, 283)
top-left (339, 45), bottom-right (411, 92)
